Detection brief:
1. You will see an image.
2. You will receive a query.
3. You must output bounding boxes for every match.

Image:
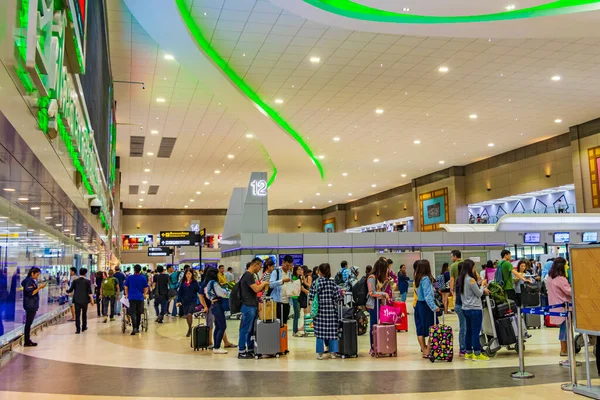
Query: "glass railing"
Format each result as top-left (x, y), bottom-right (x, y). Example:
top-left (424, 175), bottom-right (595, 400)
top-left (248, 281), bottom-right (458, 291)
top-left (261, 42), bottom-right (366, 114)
top-left (469, 203), bottom-right (577, 224)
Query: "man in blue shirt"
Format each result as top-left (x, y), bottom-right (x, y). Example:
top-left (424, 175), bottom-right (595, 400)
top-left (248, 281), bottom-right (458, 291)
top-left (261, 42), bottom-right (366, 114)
top-left (269, 255), bottom-right (293, 323)
top-left (113, 266), bottom-right (126, 316)
top-left (124, 264), bottom-right (148, 335)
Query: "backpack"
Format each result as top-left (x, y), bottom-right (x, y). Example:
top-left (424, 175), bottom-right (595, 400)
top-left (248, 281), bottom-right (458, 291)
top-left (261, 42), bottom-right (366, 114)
top-left (351, 276), bottom-right (368, 306)
top-left (266, 269), bottom-right (280, 296)
top-left (229, 278), bottom-right (243, 314)
top-left (434, 274), bottom-right (446, 291)
top-left (495, 261), bottom-right (507, 287)
top-left (101, 278), bottom-right (117, 297)
top-left (334, 270), bottom-right (344, 285)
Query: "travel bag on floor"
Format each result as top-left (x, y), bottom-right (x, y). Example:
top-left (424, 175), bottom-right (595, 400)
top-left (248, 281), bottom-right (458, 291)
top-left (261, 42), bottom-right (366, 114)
top-left (372, 299), bottom-right (397, 357)
top-left (338, 302), bottom-right (358, 358)
top-left (545, 315), bottom-right (559, 328)
top-left (428, 313), bottom-right (453, 363)
top-left (525, 313), bottom-right (541, 329)
top-left (279, 323), bottom-right (289, 355)
top-left (392, 301), bottom-right (408, 332)
top-left (191, 323), bottom-right (210, 351)
top-left (495, 316), bottom-right (517, 346)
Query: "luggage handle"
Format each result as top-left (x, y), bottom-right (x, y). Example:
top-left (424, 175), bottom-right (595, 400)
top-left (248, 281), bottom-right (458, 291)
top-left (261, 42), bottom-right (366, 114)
top-left (261, 296), bottom-right (276, 322)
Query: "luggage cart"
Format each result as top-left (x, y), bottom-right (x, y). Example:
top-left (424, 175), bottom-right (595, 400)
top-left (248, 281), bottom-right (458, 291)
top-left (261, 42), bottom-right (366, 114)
top-left (480, 296), bottom-right (523, 357)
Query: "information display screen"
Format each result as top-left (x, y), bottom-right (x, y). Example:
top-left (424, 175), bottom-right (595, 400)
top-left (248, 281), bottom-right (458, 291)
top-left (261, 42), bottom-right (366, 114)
top-left (524, 232), bottom-right (541, 244)
top-left (554, 232), bottom-right (570, 243)
top-left (148, 247), bottom-right (172, 257)
top-left (583, 232), bottom-right (598, 243)
top-left (278, 254), bottom-right (304, 266)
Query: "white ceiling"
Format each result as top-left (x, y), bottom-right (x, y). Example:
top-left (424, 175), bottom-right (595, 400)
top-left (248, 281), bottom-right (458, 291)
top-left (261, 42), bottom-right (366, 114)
top-left (109, 0), bottom-right (600, 210)
top-left (352, 1), bottom-right (554, 16)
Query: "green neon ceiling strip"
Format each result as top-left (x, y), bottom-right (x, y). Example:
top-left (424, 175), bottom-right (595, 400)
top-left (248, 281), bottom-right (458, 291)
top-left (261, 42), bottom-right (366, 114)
top-left (174, 0), bottom-right (324, 182)
top-left (303, 0), bottom-right (600, 23)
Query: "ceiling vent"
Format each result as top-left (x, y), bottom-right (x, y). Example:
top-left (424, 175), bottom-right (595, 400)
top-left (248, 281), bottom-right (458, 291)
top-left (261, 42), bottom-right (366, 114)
top-left (129, 185), bottom-right (139, 195)
top-left (157, 137), bottom-right (176, 158)
top-left (129, 136), bottom-right (145, 157)
top-left (148, 185), bottom-right (159, 195)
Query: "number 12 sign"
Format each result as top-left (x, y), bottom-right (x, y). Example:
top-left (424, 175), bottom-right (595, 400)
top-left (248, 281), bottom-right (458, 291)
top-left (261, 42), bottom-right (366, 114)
top-left (250, 180), bottom-right (267, 196)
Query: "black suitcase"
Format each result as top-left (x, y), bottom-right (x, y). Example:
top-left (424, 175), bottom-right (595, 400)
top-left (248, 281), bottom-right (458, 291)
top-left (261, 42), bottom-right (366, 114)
top-left (521, 283), bottom-right (540, 307)
top-left (493, 300), bottom-right (517, 319)
top-left (495, 316), bottom-right (517, 346)
top-left (338, 318), bottom-right (358, 358)
top-left (191, 324), bottom-right (210, 351)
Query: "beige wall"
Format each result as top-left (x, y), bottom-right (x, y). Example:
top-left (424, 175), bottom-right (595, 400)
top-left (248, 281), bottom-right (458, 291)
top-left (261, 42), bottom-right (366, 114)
top-left (269, 215), bottom-right (323, 233)
top-left (465, 146), bottom-right (572, 205)
top-left (344, 192), bottom-right (413, 229)
top-left (413, 176), bottom-right (465, 229)
top-left (572, 132), bottom-right (600, 213)
top-left (323, 209), bottom-right (346, 232)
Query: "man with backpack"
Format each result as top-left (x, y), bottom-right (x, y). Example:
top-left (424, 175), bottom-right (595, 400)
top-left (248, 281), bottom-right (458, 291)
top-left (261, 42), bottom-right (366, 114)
top-left (168, 265), bottom-right (180, 317)
top-left (100, 270), bottom-right (119, 323)
top-left (334, 261), bottom-right (350, 287)
top-left (496, 250), bottom-right (533, 303)
top-left (269, 255), bottom-right (293, 323)
top-left (448, 249), bottom-right (466, 357)
top-left (352, 266), bottom-right (369, 306)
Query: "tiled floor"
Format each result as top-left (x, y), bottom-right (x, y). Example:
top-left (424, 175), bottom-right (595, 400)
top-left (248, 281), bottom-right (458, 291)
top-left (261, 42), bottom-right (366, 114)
top-left (0, 305), bottom-right (597, 398)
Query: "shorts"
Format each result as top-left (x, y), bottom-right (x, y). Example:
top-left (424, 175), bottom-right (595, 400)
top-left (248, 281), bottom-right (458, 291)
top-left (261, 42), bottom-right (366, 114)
top-left (68, 296), bottom-right (73, 306)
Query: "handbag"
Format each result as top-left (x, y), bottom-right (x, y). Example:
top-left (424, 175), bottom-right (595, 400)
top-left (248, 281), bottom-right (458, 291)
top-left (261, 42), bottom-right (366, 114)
top-left (309, 280), bottom-right (319, 318)
top-left (168, 289), bottom-right (178, 299)
top-left (379, 304), bottom-right (402, 324)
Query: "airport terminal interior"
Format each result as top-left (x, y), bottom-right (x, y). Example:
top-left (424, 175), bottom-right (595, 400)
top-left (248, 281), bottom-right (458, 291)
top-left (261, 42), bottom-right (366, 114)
top-left (3, 0), bottom-right (600, 399)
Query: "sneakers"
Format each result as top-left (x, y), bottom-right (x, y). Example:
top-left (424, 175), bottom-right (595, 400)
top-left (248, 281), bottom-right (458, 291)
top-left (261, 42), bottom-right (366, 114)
top-left (103, 317), bottom-right (108, 323)
top-left (464, 353), bottom-right (473, 360)
top-left (238, 352), bottom-right (254, 359)
top-left (110, 317), bottom-right (115, 321)
top-left (213, 348), bottom-right (228, 354)
top-left (330, 353), bottom-right (337, 359)
top-left (23, 341), bottom-right (38, 347)
top-left (473, 353), bottom-right (490, 361)
top-left (459, 351), bottom-right (466, 357)
top-left (317, 353), bottom-right (324, 360)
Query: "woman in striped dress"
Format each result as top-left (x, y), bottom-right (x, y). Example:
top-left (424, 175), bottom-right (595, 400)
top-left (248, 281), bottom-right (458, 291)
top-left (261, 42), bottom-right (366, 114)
top-left (309, 263), bottom-right (342, 360)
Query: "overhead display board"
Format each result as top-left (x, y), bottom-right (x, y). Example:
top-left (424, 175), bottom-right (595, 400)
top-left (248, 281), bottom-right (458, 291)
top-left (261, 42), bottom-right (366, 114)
top-left (159, 231), bottom-right (199, 246)
top-left (148, 247), bottom-right (172, 257)
top-left (569, 245), bottom-right (600, 335)
top-left (278, 254), bottom-right (304, 266)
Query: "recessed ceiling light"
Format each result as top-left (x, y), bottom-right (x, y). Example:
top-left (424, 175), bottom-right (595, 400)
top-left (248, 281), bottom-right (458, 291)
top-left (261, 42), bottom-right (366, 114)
top-left (469, 114), bottom-right (478, 119)
top-left (227, 154), bottom-right (235, 159)
top-left (372, 184), bottom-right (377, 188)
top-left (164, 54), bottom-right (175, 60)
top-left (551, 75), bottom-right (561, 81)
top-left (310, 57), bottom-right (321, 63)
top-left (144, 168), bottom-right (151, 172)
top-left (402, 7), bottom-right (410, 12)
top-left (318, 155), bottom-right (325, 159)
top-left (274, 98), bottom-right (283, 104)
top-left (55, 224), bottom-right (62, 227)
top-left (316, 193), bottom-right (321, 196)
top-left (438, 66), bottom-right (449, 72)
top-left (333, 137), bottom-right (341, 142)
top-left (328, 200), bottom-right (333, 203)
top-left (139, 199), bottom-right (144, 202)
top-left (375, 109), bottom-right (384, 114)
top-left (342, 173), bottom-right (348, 176)
top-left (401, 174), bottom-right (407, 178)
top-left (439, 160), bottom-right (445, 164)
top-left (214, 170), bottom-right (221, 174)
top-left (184, 205), bottom-right (189, 208)
top-left (488, 143), bottom-right (495, 147)
top-left (190, 199), bottom-right (195, 202)
top-left (555, 119), bottom-right (562, 123)
top-left (45, 216), bottom-right (52, 219)
top-left (348, 193), bottom-right (352, 196)
top-left (413, 140), bottom-right (421, 144)
top-left (30, 207), bottom-right (40, 210)
top-left (156, 98), bottom-right (166, 103)
top-left (245, 133), bottom-right (253, 138)
top-left (150, 130), bottom-right (159, 135)
top-left (299, 200), bottom-right (303, 203)
top-left (373, 158), bottom-right (380, 163)
top-left (147, 152), bottom-right (154, 156)
top-left (328, 183), bottom-right (333, 187)
top-left (142, 180), bottom-right (148, 184)
top-left (3, 188), bottom-right (15, 192)
top-left (140, 191), bottom-right (146, 194)
top-left (204, 181), bottom-right (210, 185)
top-left (506, 4), bottom-right (516, 11)
top-left (18, 197), bottom-right (28, 201)
top-left (63, 229), bottom-right (69, 232)
top-left (312, 206), bottom-right (316, 209)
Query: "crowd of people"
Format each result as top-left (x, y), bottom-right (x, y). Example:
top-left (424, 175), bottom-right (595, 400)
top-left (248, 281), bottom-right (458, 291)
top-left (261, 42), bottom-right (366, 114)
top-left (19, 252), bottom-right (598, 375)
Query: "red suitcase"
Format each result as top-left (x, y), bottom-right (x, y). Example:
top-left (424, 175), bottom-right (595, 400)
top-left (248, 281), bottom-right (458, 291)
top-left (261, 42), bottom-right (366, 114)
top-left (545, 315), bottom-right (559, 328)
top-left (393, 301), bottom-right (408, 332)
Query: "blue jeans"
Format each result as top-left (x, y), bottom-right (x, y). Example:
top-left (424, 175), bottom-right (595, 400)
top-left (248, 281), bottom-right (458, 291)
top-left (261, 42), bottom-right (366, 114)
top-left (115, 292), bottom-right (122, 315)
top-left (454, 303), bottom-right (467, 353)
top-left (291, 297), bottom-right (301, 333)
top-left (316, 338), bottom-right (338, 354)
top-left (171, 298), bottom-right (178, 316)
top-left (212, 302), bottom-right (227, 349)
top-left (559, 321), bottom-right (567, 341)
top-left (154, 297), bottom-right (168, 317)
top-left (463, 309), bottom-right (483, 355)
top-left (367, 306), bottom-right (378, 348)
top-left (238, 304), bottom-right (257, 353)
top-left (400, 292), bottom-right (408, 303)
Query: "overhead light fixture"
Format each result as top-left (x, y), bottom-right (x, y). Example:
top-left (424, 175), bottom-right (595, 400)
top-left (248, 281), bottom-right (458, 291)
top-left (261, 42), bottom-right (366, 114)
top-left (506, 4), bottom-right (516, 11)
top-left (413, 140), bottom-right (421, 144)
top-left (342, 173), bottom-right (348, 176)
top-left (147, 152), bottom-right (154, 156)
top-left (372, 184), bottom-right (377, 188)
top-left (348, 193), bottom-right (352, 196)
top-left (328, 183), bottom-right (333, 187)
top-left (318, 155), bottom-right (325, 159)
top-left (63, 229), bottom-right (70, 232)
top-left (55, 224), bottom-right (63, 227)
top-left (274, 98), bottom-right (283, 104)
top-left (142, 180), bottom-right (148, 184)
top-left (401, 174), bottom-right (407, 178)
top-left (196, 191), bottom-right (201, 195)
top-left (190, 199), bottom-right (195, 202)
top-left (312, 206), bottom-right (316, 209)
top-left (316, 193), bottom-right (321, 196)
top-left (375, 109), bottom-right (384, 114)
top-left (333, 137), bottom-right (340, 142)
top-left (227, 154), bottom-right (235, 159)
top-left (156, 98), bottom-right (166, 103)
top-left (469, 114), bottom-right (478, 119)
top-left (439, 160), bottom-right (445, 164)
top-left (555, 119), bottom-right (562, 123)
top-left (551, 75), bottom-right (561, 81)
top-left (402, 7), bottom-right (410, 12)
top-left (18, 197), bottom-right (29, 201)
top-left (299, 200), bottom-right (303, 203)
top-left (204, 181), bottom-right (210, 185)
top-left (373, 158), bottom-right (380, 163)
top-left (140, 191), bottom-right (146, 194)
top-left (3, 188), bottom-right (15, 192)
top-left (488, 143), bottom-right (495, 147)
top-left (150, 130), bottom-right (159, 135)
top-left (184, 205), bottom-right (189, 208)
top-left (214, 170), bottom-right (221, 174)
top-left (164, 54), bottom-right (175, 60)
top-left (45, 216), bottom-right (52, 219)
top-left (245, 133), bottom-right (253, 138)
top-left (438, 66), bottom-right (449, 72)
top-left (310, 57), bottom-right (321, 63)
top-left (30, 207), bottom-right (40, 210)
top-left (139, 199), bottom-right (144, 202)
top-left (144, 168), bottom-right (151, 172)
top-left (328, 200), bottom-right (333, 203)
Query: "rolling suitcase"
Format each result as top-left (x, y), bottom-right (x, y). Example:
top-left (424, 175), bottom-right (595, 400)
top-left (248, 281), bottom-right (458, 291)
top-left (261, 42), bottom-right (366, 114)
top-left (393, 301), bottom-right (408, 332)
top-left (338, 303), bottom-right (358, 358)
top-left (525, 313), bottom-right (541, 329)
top-left (521, 283), bottom-right (540, 307)
top-left (191, 322), bottom-right (210, 351)
top-left (495, 316), bottom-right (517, 346)
top-left (545, 315), bottom-right (559, 328)
top-left (372, 299), bottom-right (397, 357)
top-left (428, 313), bottom-right (453, 362)
top-left (493, 300), bottom-right (517, 319)
top-left (279, 324), bottom-right (289, 355)
top-left (254, 300), bottom-right (281, 358)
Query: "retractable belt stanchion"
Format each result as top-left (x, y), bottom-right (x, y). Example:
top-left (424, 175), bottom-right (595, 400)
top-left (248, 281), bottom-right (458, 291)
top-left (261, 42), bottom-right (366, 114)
top-left (562, 302), bottom-right (578, 392)
top-left (511, 306), bottom-right (534, 379)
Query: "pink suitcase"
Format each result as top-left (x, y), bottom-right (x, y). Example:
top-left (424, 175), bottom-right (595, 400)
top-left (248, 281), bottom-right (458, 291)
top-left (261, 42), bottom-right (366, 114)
top-left (372, 299), bottom-right (397, 357)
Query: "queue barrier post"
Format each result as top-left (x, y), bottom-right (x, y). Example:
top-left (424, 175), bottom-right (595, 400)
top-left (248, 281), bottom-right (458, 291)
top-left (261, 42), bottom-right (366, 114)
top-left (511, 306), bottom-right (534, 379)
top-left (562, 302), bottom-right (578, 392)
